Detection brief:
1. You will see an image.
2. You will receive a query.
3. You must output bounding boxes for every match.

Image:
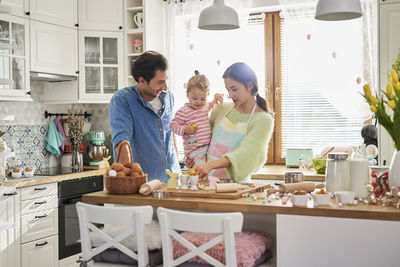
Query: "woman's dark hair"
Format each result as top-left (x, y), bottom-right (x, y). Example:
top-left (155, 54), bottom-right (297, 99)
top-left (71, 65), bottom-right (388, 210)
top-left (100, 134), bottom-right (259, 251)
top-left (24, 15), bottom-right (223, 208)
top-left (131, 51), bottom-right (168, 83)
top-left (223, 62), bottom-right (273, 114)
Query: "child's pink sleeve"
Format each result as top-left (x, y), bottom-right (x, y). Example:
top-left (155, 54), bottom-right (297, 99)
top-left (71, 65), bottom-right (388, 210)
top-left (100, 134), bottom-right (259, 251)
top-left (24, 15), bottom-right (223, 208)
top-left (169, 107), bottom-right (187, 136)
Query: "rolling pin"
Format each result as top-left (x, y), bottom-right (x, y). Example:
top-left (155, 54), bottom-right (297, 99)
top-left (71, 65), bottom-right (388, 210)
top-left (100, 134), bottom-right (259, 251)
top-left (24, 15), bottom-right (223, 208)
top-left (139, 179), bottom-right (163, 195)
top-left (203, 183), bottom-right (250, 193)
top-left (267, 182), bottom-right (324, 194)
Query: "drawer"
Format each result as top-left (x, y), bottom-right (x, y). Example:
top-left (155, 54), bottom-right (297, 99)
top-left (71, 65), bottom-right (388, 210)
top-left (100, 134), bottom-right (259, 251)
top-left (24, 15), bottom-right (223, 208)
top-left (20, 183), bottom-right (57, 201)
top-left (21, 208), bottom-right (58, 244)
top-left (21, 235), bottom-right (58, 267)
top-left (21, 195), bottom-right (57, 215)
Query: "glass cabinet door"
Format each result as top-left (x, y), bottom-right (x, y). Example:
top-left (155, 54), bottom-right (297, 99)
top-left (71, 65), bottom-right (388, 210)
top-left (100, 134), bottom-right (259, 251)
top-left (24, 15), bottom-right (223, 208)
top-left (0, 15), bottom-right (28, 97)
top-left (81, 32), bottom-right (121, 99)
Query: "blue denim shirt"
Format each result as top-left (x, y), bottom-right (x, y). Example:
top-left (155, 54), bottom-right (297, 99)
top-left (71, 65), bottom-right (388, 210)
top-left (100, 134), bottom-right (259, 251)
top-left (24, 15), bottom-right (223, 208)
top-left (109, 86), bottom-right (180, 182)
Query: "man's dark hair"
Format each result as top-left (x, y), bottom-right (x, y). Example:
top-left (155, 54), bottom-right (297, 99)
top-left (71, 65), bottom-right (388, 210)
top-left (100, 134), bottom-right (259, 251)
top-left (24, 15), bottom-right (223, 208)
top-left (131, 51), bottom-right (168, 83)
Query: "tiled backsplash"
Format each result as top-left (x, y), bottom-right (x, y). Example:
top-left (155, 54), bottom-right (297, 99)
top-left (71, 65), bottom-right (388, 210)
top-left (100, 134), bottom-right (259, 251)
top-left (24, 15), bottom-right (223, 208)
top-left (0, 86), bottom-right (112, 169)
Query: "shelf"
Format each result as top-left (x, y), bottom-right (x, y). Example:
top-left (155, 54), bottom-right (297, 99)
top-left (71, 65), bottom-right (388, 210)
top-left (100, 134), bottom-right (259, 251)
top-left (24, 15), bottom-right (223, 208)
top-left (126, 29), bottom-right (143, 34)
top-left (127, 6), bottom-right (142, 12)
top-left (127, 53), bottom-right (142, 57)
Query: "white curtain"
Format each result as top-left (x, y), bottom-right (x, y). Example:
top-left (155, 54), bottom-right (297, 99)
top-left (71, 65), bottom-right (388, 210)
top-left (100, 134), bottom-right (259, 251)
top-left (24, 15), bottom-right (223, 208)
top-left (161, 0), bottom-right (252, 96)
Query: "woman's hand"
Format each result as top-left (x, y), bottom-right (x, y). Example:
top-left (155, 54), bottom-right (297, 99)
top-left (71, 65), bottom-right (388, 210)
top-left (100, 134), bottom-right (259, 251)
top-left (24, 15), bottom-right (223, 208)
top-left (185, 157), bottom-right (195, 169)
top-left (194, 162), bottom-right (214, 178)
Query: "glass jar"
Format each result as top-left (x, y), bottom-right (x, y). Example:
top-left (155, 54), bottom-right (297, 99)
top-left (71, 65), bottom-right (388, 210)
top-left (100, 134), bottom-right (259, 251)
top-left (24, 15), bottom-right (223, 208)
top-left (326, 152), bottom-right (350, 193)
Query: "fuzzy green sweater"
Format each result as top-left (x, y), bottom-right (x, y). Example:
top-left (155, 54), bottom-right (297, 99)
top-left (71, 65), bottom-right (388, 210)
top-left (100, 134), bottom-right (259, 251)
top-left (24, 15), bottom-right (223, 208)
top-left (210, 103), bottom-right (274, 182)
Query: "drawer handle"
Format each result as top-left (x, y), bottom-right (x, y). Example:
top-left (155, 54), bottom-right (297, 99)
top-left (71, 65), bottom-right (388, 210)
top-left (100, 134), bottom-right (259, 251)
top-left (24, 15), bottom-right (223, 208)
top-left (35, 241), bottom-right (48, 247)
top-left (34, 187), bottom-right (47, 191)
top-left (34, 200), bottom-right (47, 205)
top-left (4, 192), bottom-right (17, 196)
top-left (35, 214), bottom-right (48, 219)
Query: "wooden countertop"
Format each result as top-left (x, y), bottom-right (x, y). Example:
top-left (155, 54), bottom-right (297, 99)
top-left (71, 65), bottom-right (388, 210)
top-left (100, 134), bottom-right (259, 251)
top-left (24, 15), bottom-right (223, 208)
top-left (2, 168), bottom-right (106, 188)
top-left (251, 165), bottom-right (325, 181)
top-left (83, 190), bottom-right (400, 222)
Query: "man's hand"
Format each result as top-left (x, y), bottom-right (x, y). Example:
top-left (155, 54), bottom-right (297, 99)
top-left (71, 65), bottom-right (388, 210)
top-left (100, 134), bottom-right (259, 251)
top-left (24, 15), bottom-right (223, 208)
top-left (185, 157), bottom-right (195, 169)
top-left (184, 124), bottom-right (197, 135)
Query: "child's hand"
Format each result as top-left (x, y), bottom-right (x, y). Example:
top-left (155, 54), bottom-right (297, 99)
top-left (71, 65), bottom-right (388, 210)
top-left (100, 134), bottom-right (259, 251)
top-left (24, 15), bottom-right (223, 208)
top-left (185, 124), bottom-right (197, 135)
top-left (213, 93), bottom-right (224, 105)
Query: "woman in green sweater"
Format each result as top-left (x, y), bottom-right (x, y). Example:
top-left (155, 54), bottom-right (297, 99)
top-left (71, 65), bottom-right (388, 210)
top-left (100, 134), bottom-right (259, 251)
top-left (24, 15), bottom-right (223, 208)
top-left (192, 62), bottom-right (274, 183)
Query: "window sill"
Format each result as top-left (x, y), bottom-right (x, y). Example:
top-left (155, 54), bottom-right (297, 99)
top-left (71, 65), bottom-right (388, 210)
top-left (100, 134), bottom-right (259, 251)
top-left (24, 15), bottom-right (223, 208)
top-left (251, 165), bottom-right (325, 182)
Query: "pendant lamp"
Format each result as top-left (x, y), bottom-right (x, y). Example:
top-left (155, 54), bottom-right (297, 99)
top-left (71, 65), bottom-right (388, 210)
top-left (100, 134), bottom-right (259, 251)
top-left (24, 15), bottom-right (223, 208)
top-left (315, 0), bottom-right (362, 21)
top-left (198, 0), bottom-right (240, 30)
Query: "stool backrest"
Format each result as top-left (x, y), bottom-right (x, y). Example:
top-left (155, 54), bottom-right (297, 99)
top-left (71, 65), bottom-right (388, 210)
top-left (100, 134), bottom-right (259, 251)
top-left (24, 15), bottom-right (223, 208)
top-left (157, 207), bottom-right (243, 267)
top-left (76, 202), bottom-right (153, 267)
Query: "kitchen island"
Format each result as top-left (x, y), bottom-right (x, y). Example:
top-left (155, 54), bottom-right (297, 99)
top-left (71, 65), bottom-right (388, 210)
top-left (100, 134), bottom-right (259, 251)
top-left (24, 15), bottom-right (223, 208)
top-left (83, 190), bottom-right (400, 267)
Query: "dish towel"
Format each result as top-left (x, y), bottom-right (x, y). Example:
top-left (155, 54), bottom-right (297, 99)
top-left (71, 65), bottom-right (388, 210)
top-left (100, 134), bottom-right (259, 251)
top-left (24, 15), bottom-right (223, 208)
top-left (54, 119), bottom-right (66, 154)
top-left (46, 119), bottom-right (64, 157)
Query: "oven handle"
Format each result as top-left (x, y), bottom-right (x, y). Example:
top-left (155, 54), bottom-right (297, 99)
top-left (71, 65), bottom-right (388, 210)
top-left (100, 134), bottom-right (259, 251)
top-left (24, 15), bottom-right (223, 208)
top-left (35, 241), bottom-right (48, 247)
top-left (35, 214), bottom-right (48, 219)
top-left (34, 200), bottom-right (47, 205)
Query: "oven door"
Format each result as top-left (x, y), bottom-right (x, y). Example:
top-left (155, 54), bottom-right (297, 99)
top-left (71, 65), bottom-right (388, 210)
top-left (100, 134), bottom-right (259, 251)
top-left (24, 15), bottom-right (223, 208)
top-left (58, 195), bottom-right (82, 260)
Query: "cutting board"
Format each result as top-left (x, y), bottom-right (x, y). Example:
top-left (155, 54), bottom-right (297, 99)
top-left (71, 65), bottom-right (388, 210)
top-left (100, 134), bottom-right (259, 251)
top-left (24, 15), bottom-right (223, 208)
top-left (165, 183), bottom-right (269, 199)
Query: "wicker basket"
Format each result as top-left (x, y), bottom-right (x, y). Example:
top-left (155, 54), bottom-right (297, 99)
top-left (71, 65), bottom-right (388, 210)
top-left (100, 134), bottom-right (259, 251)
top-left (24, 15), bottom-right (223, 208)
top-left (105, 173), bottom-right (148, 194)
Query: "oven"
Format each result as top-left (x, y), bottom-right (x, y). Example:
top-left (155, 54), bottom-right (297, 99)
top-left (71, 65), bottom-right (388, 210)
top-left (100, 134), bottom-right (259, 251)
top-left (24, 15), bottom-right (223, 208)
top-left (58, 175), bottom-right (103, 260)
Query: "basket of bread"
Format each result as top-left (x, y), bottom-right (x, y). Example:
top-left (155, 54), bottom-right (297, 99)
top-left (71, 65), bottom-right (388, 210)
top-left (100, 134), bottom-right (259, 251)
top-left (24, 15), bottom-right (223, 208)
top-left (104, 141), bottom-right (147, 194)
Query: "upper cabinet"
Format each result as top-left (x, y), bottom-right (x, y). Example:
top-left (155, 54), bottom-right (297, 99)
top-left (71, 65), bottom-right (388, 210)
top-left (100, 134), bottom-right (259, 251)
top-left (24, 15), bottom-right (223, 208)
top-left (2, 0), bottom-right (28, 18)
top-left (30, 20), bottom-right (78, 76)
top-left (0, 14), bottom-right (31, 101)
top-left (29, 0), bottom-right (77, 28)
top-left (78, 31), bottom-right (123, 102)
top-left (78, 0), bottom-right (123, 32)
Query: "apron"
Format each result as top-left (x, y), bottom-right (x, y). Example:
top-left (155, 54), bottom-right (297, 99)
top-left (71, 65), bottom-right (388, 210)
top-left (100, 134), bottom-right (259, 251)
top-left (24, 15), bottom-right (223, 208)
top-left (207, 104), bottom-right (257, 180)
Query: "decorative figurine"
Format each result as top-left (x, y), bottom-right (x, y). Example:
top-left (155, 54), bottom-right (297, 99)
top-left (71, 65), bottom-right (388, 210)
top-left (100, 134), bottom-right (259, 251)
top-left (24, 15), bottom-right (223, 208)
top-left (365, 184), bottom-right (377, 205)
top-left (98, 156), bottom-right (111, 169)
top-left (166, 169), bottom-right (179, 189)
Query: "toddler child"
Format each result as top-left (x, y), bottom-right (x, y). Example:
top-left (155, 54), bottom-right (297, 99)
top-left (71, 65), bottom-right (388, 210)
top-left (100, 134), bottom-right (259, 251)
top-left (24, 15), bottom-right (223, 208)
top-left (170, 71), bottom-right (223, 166)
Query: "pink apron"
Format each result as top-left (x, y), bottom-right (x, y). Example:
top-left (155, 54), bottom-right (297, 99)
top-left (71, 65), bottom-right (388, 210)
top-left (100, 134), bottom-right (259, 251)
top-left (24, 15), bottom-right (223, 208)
top-left (207, 104), bottom-right (257, 180)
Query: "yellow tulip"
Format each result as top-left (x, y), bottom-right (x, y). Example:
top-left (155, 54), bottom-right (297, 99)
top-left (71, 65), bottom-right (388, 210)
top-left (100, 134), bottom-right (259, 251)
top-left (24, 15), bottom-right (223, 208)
top-left (370, 105), bottom-right (377, 113)
top-left (396, 82), bottom-right (400, 90)
top-left (386, 84), bottom-right (394, 98)
top-left (363, 84), bottom-right (371, 97)
top-left (370, 95), bottom-right (379, 105)
top-left (391, 69), bottom-right (399, 84)
top-left (388, 100), bottom-right (396, 110)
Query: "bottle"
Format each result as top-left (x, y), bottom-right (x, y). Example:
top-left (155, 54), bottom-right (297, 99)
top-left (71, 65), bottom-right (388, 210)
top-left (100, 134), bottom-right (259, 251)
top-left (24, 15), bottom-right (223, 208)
top-left (326, 152), bottom-right (350, 193)
top-left (349, 145), bottom-right (369, 198)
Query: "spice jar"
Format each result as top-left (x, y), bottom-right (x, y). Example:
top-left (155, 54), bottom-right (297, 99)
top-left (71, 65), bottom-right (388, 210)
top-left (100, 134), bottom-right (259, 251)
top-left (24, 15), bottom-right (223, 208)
top-left (326, 152), bottom-right (350, 193)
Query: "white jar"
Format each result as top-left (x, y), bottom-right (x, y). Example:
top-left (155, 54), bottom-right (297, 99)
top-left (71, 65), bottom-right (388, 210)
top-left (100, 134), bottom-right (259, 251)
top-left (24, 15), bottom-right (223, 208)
top-left (349, 159), bottom-right (369, 198)
top-left (61, 153), bottom-right (72, 168)
top-left (326, 152), bottom-right (350, 193)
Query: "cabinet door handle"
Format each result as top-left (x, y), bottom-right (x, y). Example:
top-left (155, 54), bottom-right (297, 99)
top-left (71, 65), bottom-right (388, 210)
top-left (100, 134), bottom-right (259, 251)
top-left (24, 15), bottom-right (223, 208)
top-left (35, 241), bottom-right (48, 247)
top-left (34, 187), bottom-right (47, 191)
top-left (75, 23), bottom-right (79, 27)
top-left (35, 214), bottom-right (48, 219)
top-left (25, 11), bottom-right (30, 15)
top-left (34, 200), bottom-right (47, 205)
top-left (119, 26), bottom-right (123, 30)
top-left (4, 192), bottom-right (17, 196)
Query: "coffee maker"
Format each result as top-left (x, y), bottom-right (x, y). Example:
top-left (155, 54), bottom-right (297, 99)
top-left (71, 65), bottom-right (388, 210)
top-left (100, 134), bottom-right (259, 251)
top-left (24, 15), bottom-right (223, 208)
top-left (88, 130), bottom-right (109, 166)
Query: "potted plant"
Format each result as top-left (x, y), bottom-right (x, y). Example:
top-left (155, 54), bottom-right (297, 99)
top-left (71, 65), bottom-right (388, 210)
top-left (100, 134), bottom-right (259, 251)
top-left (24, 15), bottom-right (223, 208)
top-left (362, 60), bottom-right (400, 189)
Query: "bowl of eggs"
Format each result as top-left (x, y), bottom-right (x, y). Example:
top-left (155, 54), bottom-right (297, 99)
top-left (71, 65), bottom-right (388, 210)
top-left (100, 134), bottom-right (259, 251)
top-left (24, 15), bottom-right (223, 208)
top-left (23, 167), bottom-right (34, 178)
top-left (11, 168), bottom-right (22, 178)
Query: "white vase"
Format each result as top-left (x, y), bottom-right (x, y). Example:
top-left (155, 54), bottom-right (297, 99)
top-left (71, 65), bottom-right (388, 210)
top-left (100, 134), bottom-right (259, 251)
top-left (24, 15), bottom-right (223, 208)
top-left (389, 151), bottom-right (400, 189)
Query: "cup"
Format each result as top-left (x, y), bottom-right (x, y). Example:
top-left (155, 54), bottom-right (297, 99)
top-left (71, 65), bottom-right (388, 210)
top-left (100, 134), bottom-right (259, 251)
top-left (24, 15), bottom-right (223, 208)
top-left (133, 39), bottom-right (143, 53)
top-left (134, 12), bottom-right (143, 28)
top-left (189, 175), bottom-right (198, 190)
top-left (369, 166), bottom-right (390, 198)
top-left (180, 174), bottom-right (189, 189)
top-left (335, 191), bottom-right (355, 205)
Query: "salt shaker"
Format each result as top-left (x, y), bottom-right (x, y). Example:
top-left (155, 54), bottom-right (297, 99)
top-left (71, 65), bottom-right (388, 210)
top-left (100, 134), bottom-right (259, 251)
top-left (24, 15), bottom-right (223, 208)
top-left (326, 152), bottom-right (350, 193)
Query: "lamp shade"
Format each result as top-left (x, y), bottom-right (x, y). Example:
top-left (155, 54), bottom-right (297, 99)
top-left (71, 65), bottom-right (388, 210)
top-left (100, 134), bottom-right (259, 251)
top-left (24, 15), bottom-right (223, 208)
top-left (198, 0), bottom-right (239, 30)
top-left (315, 0), bottom-right (362, 21)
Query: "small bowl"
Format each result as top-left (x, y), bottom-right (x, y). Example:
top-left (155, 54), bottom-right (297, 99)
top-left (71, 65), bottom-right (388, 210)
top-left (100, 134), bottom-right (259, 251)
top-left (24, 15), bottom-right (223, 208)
top-left (289, 193), bottom-right (309, 207)
top-left (311, 192), bottom-right (331, 206)
top-left (24, 170), bottom-right (34, 178)
top-left (312, 158), bottom-right (327, 174)
top-left (335, 191), bottom-right (355, 205)
top-left (11, 171), bottom-right (22, 178)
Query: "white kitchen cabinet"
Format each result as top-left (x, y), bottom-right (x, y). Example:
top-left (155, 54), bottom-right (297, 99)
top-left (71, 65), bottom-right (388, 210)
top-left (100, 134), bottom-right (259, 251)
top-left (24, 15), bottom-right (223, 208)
top-left (0, 188), bottom-right (19, 267)
top-left (379, 3), bottom-right (399, 164)
top-left (21, 235), bottom-right (58, 267)
top-left (78, 0), bottom-right (123, 32)
top-left (78, 30), bottom-right (123, 102)
top-left (29, 0), bottom-right (77, 28)
top-left (0, 14), bottom-right (31, 101)
top-left (30, 20), bottom-right (78, 76)
top-left (2, 0), bottom-right (28, 18)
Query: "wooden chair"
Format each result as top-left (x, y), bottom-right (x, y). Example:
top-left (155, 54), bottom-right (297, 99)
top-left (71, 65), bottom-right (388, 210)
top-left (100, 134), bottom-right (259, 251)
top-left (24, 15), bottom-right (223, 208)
top-left (76, 202), bottom-right (153, 267)
top-left (157, 207), bottom-right (243, 267)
